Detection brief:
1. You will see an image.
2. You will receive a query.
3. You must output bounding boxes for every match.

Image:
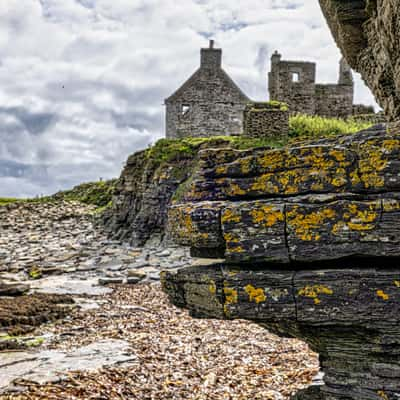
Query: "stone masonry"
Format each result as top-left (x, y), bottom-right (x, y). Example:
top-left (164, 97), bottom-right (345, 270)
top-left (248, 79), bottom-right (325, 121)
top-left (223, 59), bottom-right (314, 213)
top-left (243, 101), bottom-right (289, 139)
top-left (165, 43), bottom-right (376, 140)
top-left (165, 41), bottom-right (249, 138)
top-left (269, 51), bottom-right (356, 118)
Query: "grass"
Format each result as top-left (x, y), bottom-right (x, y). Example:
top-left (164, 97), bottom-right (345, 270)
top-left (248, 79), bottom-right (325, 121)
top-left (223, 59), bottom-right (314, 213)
top-left (0, 180), bottom-right (116, 210)
top-left (288, 114), bottom-right (373, 140)
top-left (0, 198), bottom-right (21, 206)
top-left (147, 114), bottom-right (373, 166)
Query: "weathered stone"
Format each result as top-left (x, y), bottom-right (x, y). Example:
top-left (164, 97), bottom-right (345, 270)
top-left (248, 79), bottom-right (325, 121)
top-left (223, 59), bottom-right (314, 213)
top-left (0, 283), bottom-right (29, 297)
top-left (163, 265), bottom-right (400, 400)
top-left (163, 126), bottom-right (400, 399)
top-left (269, 51), bottom-right (355, 119)
top-left (319, 0), bottom-right (400, 121)
top-left (243, 101), bottom-right (289, 139)
top-left (165, 40), bottom-right (249, 138)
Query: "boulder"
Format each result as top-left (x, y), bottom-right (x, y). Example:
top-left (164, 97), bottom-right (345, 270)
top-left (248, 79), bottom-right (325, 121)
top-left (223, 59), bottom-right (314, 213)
top-left (162, 125), bottom-right (400, 399)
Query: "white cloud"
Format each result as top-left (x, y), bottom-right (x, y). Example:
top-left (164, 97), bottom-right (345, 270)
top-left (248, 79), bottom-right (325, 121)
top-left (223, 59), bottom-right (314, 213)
top-left (0, 0), bottom-right (378, 197)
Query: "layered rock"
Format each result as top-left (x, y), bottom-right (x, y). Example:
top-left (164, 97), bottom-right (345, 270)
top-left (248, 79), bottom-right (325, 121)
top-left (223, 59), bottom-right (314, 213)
top-left (102, 148), bottom-right (194, 246)
top-left (162, 125), bottom-right (400, 399)
top-left (318, 0), bottom-right (400, 121)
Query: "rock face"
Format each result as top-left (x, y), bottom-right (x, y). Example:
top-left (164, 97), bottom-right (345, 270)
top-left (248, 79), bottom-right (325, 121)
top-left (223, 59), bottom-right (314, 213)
top-left (162, 125), bottom-right (400, 399)
top-left (102, 149), bottom-right (195, 246)
top-left (318, 0), bottom-right (400, 121)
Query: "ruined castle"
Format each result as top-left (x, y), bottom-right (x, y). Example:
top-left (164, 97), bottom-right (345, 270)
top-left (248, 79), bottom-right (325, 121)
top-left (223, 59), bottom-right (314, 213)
top-left (165, 42), bottom-right (373, 139)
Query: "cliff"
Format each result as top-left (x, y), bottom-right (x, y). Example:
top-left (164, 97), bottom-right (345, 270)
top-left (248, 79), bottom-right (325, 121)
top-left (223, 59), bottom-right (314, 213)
top-left (162, 124), bottom-right (400, 400)
top-left (101, 136), bottom-right (286, 246)
top-left (318, 0), bottom-right (400, 121)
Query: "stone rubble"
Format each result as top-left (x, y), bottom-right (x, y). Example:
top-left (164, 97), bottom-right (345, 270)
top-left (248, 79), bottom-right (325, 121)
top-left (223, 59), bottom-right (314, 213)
top-left (0, 201), bottom-right (193, 294)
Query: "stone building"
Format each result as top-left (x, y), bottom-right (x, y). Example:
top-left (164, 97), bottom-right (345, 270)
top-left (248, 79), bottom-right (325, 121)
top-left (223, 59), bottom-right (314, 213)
top-left (165, 41), bottom-right (249, 139)
top-left (268, 51), bottom-right (355, 118)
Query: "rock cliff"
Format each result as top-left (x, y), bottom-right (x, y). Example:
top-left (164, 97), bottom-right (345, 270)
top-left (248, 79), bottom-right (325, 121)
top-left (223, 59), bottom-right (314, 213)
top-left (102, 137), bottom-right (274, 246)
top-left (318, 0), bottom-right (400, 121)
top-left (162, 125), bottom-right (400, 399)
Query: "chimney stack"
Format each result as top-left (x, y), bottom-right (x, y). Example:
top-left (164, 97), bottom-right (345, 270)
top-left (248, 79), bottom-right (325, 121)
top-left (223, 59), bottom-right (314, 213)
top-left (200, 39), bottom-right (222, 69)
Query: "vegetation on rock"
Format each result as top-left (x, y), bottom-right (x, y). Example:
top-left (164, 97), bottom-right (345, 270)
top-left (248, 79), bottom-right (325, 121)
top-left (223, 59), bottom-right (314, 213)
top-left (288, 114), bottom-right (373, 140)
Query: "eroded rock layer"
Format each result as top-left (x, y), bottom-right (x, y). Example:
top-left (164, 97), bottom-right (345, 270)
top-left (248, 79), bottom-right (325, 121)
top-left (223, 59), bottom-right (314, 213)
top-left (169, 126), bottom-right (400, 263)
top-left (318, 0), bottom-right (400, 121)
top-left (163, 126), bottom-right (400, 399)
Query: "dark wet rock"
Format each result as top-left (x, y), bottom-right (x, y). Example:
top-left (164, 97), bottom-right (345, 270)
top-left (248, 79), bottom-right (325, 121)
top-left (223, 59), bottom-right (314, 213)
top-left (0, 283), bottom-right (29, 297)
top-left (98, 277), bottom-right (124, 285)
top-left (163, 127), bottom-right (400, 399)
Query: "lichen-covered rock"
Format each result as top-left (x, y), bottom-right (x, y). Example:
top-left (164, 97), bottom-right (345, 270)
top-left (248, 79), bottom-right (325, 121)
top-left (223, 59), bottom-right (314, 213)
top-left (318, 0), bottom-right (400, 121)
top-left (169, 126), bottom-right (400, 263)
top-left (162, 265), bottom-right (400, 399)
top-left (163, 125), bottom-right (400, 399)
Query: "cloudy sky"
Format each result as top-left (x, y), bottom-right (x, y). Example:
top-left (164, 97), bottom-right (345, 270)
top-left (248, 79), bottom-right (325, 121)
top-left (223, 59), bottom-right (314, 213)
top-left (0, 0), bottom-right (378, 198)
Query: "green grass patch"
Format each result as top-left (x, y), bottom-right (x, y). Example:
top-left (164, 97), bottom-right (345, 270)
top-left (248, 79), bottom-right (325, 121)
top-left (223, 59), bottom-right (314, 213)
top-left (288, 114), bottom-right (372, 140)
top-left (0, 198), bottom-right (23, 206)
top-left (52, 180), bottom-right (116, 208)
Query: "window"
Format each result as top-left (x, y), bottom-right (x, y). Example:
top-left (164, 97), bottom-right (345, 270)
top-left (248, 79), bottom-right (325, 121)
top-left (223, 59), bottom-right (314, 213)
top-left (292, 72), bottom-right (300, 82)
top-left (181, 104), bottom-right (190, 115)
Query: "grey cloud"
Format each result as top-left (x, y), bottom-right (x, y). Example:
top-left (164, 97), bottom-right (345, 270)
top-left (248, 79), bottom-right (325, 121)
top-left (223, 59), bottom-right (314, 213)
top-left (0, 107), bottom-right (57, 135)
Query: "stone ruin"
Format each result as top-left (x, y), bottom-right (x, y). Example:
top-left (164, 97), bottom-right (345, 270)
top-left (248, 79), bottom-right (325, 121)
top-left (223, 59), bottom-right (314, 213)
top-left (164, 40), bottom-right (249, 139)
top-left (165, 41), bottom-right (376, 140)
top-left (269, 51), bottom-right (369, 119)
top-left (243, 101), bottom-right (289, 140)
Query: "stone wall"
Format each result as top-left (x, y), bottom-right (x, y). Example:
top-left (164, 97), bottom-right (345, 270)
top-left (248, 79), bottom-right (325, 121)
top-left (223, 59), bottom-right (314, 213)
top-left (165, 42), bottom-right (249, 138)
top-left (315, 84), bottom-right (353, 118)
top-left (269, 53), bottom-right (316, 115)
top-left (243, 102), bottom-right (289, 139)
top-left (269, 51), bottom-right (355, 119)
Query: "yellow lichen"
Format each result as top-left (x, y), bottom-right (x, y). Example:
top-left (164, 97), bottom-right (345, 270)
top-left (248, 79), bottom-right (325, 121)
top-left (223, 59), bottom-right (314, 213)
top-left (223, 233), bottom-right (240, 243)
top-left (227, 245), bottom-right (244, 253)
top-left (240, 158), bottom-right (252, 174)
top-left (257, 150), bottom-right (285, 170)
top-left (383, 199), bottom-right (400, 212)
top-left (226, 183), bottom-right (247, 196)
top-left (394, 280), bottom-right (400, 288)
top-left (209, 280), bottom-right (217, 295)
top-left (216, 165), bottom-right (228, 175)
top-left (287, 207), bottom-right (336, 241)
top-left (298, 285), bottom-right (333, 305)
top-left (358, 142), bottom-right (388, 188)
top-left (221, 208), bottom-right (241, 224)
top-left (223, 284), bottom-right (238, 315)
top-left (329, 149), bottom-right (346, 162)
top-left (250, 205), bottom-right (284, 227)
top-left (250, 174), bottom-right (280, 194)
top-left (377, 390), bottom-right (389, 400)
top-left (245, 285), bottom-right (267, 304)
top-left (342, 203), bottom-right (379, 232)
top-left (377, 290), bottom-right (390, 301)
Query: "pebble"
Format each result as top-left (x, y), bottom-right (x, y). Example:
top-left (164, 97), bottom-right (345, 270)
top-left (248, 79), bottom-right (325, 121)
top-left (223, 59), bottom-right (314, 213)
top-left (0, 201), bottom-right (194, 295)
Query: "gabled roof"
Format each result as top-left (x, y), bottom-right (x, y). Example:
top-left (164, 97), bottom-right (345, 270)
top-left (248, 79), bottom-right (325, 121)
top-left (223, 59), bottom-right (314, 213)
top-left (165, 66), bottom-right (250, 104)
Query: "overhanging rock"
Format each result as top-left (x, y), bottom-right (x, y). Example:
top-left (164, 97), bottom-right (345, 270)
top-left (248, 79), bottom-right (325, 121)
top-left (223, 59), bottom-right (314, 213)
top-left (162, 125), bottom-right (400, 400)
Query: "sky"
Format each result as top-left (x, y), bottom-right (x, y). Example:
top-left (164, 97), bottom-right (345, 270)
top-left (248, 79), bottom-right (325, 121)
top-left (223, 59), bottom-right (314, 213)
top-left (0, 0), bottom-right (378, 198)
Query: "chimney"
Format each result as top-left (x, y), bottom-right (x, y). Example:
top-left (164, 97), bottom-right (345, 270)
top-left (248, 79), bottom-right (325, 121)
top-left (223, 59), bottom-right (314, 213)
top-left (200, 40), bottom-right (222, 69)
top-left (271, 50), bottom-right (282, 64)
